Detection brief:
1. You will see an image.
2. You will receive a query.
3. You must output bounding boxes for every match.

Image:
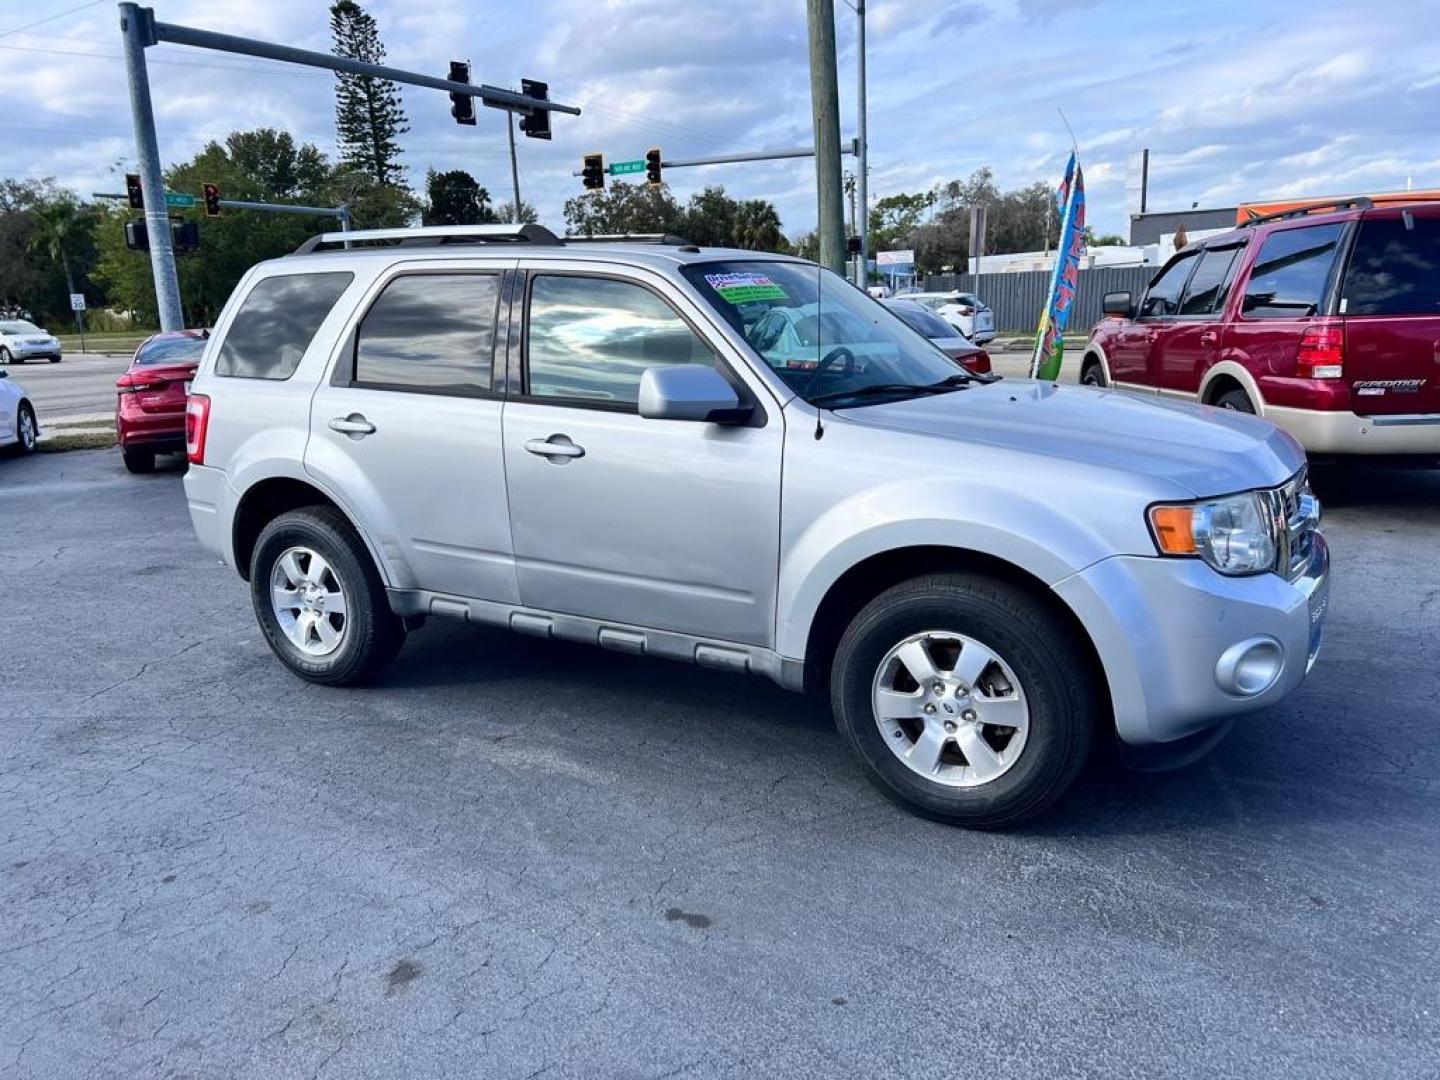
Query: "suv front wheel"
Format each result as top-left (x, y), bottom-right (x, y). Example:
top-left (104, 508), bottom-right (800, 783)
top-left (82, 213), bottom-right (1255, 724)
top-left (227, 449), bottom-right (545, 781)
top-left (831, 573), bottom-right (1097, 828)
top-left (250, 506), bottom-right (406, 686)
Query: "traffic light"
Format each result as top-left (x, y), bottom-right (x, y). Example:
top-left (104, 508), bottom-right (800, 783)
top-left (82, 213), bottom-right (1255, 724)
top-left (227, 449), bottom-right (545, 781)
top-left (645, 147), bottom-right (662, 187)
top-left (448, 60), bottom-right (476, 126)
top-left (582, 152), bottom-right (605, 191)
top-left (518, 78), bottom-right (551, 140)
top-left (202, 183), bottom-right (221, 217)
top-left (172, 221), bottom-right (200, 253)
top-left (125, 173), bottom-right (143, 209)
top-left (124, 219), bottom-right (148, 251)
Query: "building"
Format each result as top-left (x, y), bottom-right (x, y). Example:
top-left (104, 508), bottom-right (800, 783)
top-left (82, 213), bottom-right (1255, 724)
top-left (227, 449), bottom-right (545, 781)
top-left (1128, 207), bottom-right (1239, 246)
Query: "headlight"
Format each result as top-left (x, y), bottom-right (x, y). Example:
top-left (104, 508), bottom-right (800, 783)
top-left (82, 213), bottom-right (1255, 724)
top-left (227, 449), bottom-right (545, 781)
top-left (1148, 491), bottom-right (1278, 576)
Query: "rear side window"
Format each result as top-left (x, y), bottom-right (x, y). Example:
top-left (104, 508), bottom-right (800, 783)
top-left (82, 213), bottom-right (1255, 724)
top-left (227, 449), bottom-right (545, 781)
top-left (1140, 252), bottom-right (1197, 317)
top-left (1240, 223), bottom-right (1344, 319)
top-left (353, 274), bottom-right (501, 394)
top-left (1179, 246), bottom-right (1241, 315)
top-left (526, 275), bottom-right (716, 406)
top-left (215, 272), bottom-right (352, 379)
top-left (1342, 214), bottom-right (1440, 316)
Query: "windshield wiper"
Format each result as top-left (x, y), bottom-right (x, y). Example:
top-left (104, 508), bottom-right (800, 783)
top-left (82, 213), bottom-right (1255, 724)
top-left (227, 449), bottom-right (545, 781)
top-left (809, 382), bottom-right (959, 407)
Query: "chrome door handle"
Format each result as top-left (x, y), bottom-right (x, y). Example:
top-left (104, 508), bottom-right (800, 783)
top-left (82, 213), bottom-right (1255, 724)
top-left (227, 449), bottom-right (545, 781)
top-left (1199, 330), bottom-right (1219, 345)
top-left (328, 414), bottom-right (376, 436)
top-left (524, 435), bottom-right (585, 460)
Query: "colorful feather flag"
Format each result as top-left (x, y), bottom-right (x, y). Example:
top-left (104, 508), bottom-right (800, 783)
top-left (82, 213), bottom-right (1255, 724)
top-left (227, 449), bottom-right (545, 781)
top-left (1029, 152), bottom-right (1087, 381)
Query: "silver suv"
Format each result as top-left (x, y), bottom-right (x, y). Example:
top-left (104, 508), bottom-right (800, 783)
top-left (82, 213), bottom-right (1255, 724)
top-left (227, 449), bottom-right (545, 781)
top-left (182, 224), bottom-right (1329, 827)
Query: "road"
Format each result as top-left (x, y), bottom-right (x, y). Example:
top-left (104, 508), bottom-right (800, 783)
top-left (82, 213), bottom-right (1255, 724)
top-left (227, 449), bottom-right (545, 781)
top-left (3, 353), bottom-right (129, 422)
top-left (1, 450), bottom-right (1437, 1078)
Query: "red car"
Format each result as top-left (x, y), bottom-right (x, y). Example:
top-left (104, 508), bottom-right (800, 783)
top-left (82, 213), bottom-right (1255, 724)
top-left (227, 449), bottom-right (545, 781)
top-left (115, 329), bottom-right (208, 473)
top-left (1081, 197), bottom-right (1440, 458)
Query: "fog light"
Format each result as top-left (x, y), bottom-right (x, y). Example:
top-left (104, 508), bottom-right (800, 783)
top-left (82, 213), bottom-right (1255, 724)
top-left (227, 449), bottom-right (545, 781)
top-left (1215, 636), bottom-right (1284, 697)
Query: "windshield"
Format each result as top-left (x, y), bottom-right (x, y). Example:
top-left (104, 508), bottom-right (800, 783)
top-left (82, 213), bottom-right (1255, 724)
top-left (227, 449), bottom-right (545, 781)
top-left (1, 321), bottom-right (42, 335)
top-left (886, 302), bottom-right (957, 339)
top-left (135, 335), bottom-right (206, 367)
top-left (682, 261), bottom-right (970, 406)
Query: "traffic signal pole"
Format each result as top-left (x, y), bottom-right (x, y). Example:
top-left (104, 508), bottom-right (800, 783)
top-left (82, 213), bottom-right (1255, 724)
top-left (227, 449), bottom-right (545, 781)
top-left (119, 3), bottom-right (183, 331)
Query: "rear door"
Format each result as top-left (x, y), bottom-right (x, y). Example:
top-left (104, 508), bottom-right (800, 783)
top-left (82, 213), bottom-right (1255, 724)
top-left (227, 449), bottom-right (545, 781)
top-left (1339, 206), bottom-right (1440, 416)
top-left (1155, 243), bottom-right (1244, 394)
top-left (1109, 251), bottom-right (1197, 386)
top-left (0, 378), bottom-right (16, 443)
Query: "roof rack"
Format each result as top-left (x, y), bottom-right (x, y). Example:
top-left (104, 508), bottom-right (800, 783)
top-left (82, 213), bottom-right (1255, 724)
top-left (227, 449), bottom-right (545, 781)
top-left (561, 233), bottom-right (695, 246)
top-left (295, 223), bottom-right (562, 254)
top-left (1240, 197), bottom-right (1373, 228)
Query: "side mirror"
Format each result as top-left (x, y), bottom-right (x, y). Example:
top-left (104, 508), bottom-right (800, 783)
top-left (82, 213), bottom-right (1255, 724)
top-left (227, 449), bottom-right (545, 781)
top-left (1102, 290), bottom-right (1134, 318)
top-left (638, 365), bottom-right (751, 424)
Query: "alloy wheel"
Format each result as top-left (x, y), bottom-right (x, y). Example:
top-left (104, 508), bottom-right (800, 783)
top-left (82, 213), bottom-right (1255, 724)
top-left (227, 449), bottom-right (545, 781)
top-left (871, 630), bottom-right (1030, 787)
top-left (18, 408), bottom-right (35, 450)
top-left (269, 546), bottom-right (349, 657)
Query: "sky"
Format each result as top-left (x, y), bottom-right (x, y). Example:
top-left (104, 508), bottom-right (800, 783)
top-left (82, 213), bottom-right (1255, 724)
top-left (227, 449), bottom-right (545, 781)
top-left (1, 0), bottom-right (1437, 245)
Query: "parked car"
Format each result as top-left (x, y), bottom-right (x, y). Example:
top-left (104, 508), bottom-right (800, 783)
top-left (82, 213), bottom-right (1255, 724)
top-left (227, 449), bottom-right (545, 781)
top-left (903, 291), bottom-right (997, 345)
top-left (882, 298), bottom-right (992, 374)
top-left (0, 320), bottom-right (62, 364)
top-left (115, 329), bottom-right (208, 473)
top-left (866, 284), bottom-right (892, 299)
top-left (0, 368), bottom-right (38, 454)
top-left (183, 224), bottom-right (1327, 828)
top-left (1081, 197), bottom-right (1440, 458)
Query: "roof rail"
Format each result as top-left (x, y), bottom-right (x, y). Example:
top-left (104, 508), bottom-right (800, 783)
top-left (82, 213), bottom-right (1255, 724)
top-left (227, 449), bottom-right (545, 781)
top-left (295, 223), bottom-right (562, 254)
top-left (1240, 197), bottom-right (1373, 228)
top-left (562, 233), bottom-right (695, 246)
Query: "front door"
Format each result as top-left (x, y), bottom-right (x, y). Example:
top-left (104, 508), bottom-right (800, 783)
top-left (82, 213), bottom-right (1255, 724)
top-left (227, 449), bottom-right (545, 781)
top-left (305, 264), bottom-right (519, 603)
top-left (1155, 244), bottom-right (1243, 394)
top-left (502, 267), bottom-right (783, 647)
top-left (1111, 251), bottom-right (1199, 387)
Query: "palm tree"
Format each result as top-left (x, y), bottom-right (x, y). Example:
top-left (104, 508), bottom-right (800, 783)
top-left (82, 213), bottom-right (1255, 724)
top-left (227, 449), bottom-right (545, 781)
top-left (26, 200), bottom-right (86, 327)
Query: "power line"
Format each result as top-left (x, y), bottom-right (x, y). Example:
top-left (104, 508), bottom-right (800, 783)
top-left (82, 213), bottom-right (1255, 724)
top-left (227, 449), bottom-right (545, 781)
top-left (0, 0), bottom-right (105, 41)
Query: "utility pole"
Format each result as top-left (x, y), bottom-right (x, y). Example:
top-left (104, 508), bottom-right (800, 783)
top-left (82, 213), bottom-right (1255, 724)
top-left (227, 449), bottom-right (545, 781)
top-left (855, 0), bottom-right (868, 287)
top-left (806, 0), bottom-right (845, 275)
top-left (507, 112), bottom-right (522, 223)
top-left (119, 3), bottom-right (183, 332)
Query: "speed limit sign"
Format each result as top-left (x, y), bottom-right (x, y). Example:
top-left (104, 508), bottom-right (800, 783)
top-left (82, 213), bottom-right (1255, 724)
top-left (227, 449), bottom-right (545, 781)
top-left (69, 293), bottom-right (86, 312)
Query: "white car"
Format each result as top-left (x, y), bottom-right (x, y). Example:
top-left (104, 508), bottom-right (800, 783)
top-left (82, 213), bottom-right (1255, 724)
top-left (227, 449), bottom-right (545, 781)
top-left (0, 319), bottom-right (63, 364)
top-left (904, 291), bottom-right (996, 345)
top-left (0, 368), bottom-right (38, 454)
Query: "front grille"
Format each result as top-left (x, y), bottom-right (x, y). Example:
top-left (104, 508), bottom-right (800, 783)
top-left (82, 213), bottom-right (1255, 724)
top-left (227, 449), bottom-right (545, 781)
top-left (1265, 470), bottom-right (1320, 581)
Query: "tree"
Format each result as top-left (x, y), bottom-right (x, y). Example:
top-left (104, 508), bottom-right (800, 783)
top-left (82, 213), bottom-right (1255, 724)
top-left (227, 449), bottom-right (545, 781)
top-left (423, 169), bottom-right (496, 226)
top-left (26, 198), bottom-right (92, 319)
top-left (563, 182), bottom-right (685, 237)
top-left (867, 191), bottom-right (933, 254)
top-left (330, 0), bottom-right (409, 187)
top-left (0, 180), bottom-right (96, 324)
top-left (495, 200), bottom-right (539, 225)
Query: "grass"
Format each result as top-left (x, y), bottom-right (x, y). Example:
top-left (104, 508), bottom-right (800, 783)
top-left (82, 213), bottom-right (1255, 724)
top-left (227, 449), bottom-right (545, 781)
top-left (38, 430), bottom-right (117, 453)
top-left (52, 332), bottom-right (149, 355)
top-left (49, 418), bottom-right (115, 430)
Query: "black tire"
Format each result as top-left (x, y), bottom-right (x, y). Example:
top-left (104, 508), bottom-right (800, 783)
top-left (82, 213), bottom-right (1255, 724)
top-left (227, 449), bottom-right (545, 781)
top-left (830, 572), bottom-right (1098, 829)
top-left (250, 505), bottom-right (405, 686)
top-left (49, 356), bottom-right (60, 364)
top-left (0, 347), bottom-right (9, 365)
top-left (1080, 357), bottom-right (1106, 387)
top-left (1214, 387), bottom-right (1255, 414)
top-left (121, 445), bottom-right (155, 474)
top-left (13, 402), bottom-right (37, 455)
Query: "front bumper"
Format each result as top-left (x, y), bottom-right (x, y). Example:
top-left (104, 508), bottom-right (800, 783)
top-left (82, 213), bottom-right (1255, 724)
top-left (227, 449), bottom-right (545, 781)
top-left (1054, 532), bottom-right (1328, 751)
top-left (8, 345), bottom-right (60, 361)
top-left (1265, 404), bottom-right (1440, 455)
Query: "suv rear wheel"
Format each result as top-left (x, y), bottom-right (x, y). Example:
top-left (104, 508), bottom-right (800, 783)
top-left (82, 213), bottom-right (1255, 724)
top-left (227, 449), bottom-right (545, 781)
top-left (250, 506), bottom-right (405, 686)
top-left (1213, 387), bottom-right (1255, 414)
top-left (830, 573), bottom-right (1096, 828)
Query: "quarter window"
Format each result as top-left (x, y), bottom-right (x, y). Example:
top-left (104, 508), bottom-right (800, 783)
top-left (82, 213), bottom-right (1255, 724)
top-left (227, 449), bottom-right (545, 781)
top-left (526, 275), bottom-right (716, 406)
top-left (1140, 254), bottom-right (1197, 317)
top-left (216, 272), bottom-right (353, 380)
top-left (1179, 246), bottom-right (1242, 316)
top-left (1342, 214), bottom-right (1440, 316)
top-left (1240, 223), bottom-right (1344, 319)
top-left (354, 274), bottom-right (500, 394)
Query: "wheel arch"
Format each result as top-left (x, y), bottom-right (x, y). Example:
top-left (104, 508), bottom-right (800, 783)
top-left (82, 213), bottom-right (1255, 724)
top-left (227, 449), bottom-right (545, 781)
top-left (1199, 360), bottom-right (1265, 413)
top-left (1080, 342), bottom-right (1112, 385)
top-left (231, 475), bottom-right (386, 585)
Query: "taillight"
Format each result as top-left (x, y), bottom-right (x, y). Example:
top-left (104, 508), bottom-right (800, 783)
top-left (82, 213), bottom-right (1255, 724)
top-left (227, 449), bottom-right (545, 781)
top-left (185, 393), bottom-right (210, 464)
top-left (967, 350), bottom-right (992, 374)
top-left (116, 372), bottom-right (158, 394)
top-left (957, 306), bottom-right (976, 316)
top-left (1296, 320), bottom-right (1344, 379)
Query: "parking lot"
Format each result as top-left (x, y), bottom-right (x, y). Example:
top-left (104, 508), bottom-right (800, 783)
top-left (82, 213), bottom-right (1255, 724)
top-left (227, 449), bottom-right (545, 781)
top-left (2, 447), bottom-right (1438, 1078)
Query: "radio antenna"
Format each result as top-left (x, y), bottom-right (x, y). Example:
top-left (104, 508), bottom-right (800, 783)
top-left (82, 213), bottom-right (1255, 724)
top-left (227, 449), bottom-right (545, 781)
top-left (812, 256), bottom-right (825, 440)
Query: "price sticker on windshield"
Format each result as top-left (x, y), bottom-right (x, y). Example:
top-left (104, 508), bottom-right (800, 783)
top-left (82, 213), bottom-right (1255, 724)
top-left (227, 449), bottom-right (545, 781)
top-left (705, 272), bottom-right (788, 304)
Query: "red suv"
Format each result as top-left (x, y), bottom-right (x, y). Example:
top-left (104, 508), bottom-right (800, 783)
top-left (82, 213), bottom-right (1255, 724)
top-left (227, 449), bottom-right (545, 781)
top-left (1082, 197), bottom-right (1440, 457)
top-left (115, 329), bottom-right (208, 473)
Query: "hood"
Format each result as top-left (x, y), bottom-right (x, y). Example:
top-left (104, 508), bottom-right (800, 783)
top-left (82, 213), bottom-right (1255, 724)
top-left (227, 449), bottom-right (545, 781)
top-left (841, 380), bottom-right (1305, 497)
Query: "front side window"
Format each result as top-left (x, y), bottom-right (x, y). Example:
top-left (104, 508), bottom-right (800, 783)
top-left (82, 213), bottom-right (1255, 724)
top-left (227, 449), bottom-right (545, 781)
top-left (684, 260), bottom-right (970, 407)
top-left (1179, 246), bottom-right (1242, 316)
top-left (1342, 214), bottom-right (1440, 316)
top-left (354, 273), bottom-right (500, 394)
top-left (526, 275), bottom-right (716, 406)
top-left (1240, 223), bottom-right (1344, 319)
top-left (1140, 253), bottom-right (1198, 318)
top-left (216, 272), bottom-right (352, 380)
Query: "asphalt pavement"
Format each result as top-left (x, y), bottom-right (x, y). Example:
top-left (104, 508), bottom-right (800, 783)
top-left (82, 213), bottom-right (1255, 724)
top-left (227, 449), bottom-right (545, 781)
top-left (3, 353), bottom-right (129, 423)
top-left (1, 449), bottom-right (1437, 1078)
